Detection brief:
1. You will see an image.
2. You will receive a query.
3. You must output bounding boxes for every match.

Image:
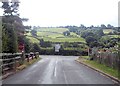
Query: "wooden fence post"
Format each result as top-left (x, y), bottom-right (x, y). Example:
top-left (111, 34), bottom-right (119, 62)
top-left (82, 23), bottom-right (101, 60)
top-left (26, 54), bottom-right (29, 62)
top-left (118, 50), bottom-right (120, 79)
top-left (14, 55), bottom-right (16, 72)
top-left (21, 52), bottom-right (25, 64)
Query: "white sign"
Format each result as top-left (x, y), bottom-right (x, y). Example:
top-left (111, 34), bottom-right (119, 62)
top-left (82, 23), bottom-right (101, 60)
top-left (55, 44), bottom-right (61, 52)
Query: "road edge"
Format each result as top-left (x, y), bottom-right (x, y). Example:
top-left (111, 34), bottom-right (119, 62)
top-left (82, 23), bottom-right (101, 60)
top-left (75, 59), bottom-right (120, 84)
top-left (2, 57), bottom-right (41, 79)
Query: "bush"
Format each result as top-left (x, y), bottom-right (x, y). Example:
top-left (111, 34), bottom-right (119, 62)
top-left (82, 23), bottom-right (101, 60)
top-left (39, 48), bottom-right (54, 55)
top-left (60, 49), bottom-right (87, 56)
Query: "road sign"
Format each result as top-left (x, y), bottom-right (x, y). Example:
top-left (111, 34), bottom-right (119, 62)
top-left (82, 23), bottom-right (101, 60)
top-left (55, 44), bottom-right (61, 52)
top-left (18, 43), bottom-right (24, 52)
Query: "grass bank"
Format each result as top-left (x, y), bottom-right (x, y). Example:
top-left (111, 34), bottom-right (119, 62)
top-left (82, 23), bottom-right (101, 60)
top-left (16, 57), bottom-right (41, 71)
top-left (77, 56), bottom-right (120, 80)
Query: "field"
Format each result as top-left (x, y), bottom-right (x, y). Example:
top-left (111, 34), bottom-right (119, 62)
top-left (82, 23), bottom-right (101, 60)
top-left (107, 35), bottom-right (120, 38)
top-left (102, 35), bottom-right (120, 40)
top-left (36, 28), bottom-right (69, 33)
top-left (43, 37), bottom-right (85, 43)
top-left (26, 36), bottom-right (39, 43)
top-left (103, 29), bottom-right (114, 34)
top-left (27, 28), bottom-right (86, 43)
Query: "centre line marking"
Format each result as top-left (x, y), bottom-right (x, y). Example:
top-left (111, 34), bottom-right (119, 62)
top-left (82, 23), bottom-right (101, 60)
top-left (54, 60), bottom-right (58, 77)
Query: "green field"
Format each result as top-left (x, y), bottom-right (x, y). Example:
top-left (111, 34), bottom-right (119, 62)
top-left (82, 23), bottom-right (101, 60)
top-left (37, 32), bottom-right (64, 38)
top-left (26, 36), bottom-right (39, 43)
top-left (37, 28), bottom-right (69, 33)
top-left (27, 28), bottom-right (86, 43)
top-left (107, 35), bottom-right (120, 38)
top-left (103, 29), bottom-right (114, 34)
top-left (102, 35), bottom-right (120, 40)
top-left (43, 37), bottom-right (86, 43)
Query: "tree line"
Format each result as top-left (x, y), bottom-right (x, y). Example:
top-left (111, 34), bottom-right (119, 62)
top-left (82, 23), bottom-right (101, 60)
top-left (1, 0), bottom-right (31, 53)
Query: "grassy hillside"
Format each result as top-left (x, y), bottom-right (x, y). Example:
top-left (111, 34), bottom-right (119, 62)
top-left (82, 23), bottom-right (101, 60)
top-left (43, 37), bottom-right (86, 43)
top-left (36, 28), bottom-right (86, 43)
top-left (26, 36), bottom-right (39, 43)
top-left (36, 28), bottom-right (69, 33)
top-left (107, 35), bottom-right (120, 38)
top-left (103, 29), bottom-right (114, 34)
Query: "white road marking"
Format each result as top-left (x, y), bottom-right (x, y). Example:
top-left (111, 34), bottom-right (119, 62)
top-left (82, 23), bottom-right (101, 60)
top-left (56, 60), bottom-right (58, 64)
top-left (54, 66), bottom-right (57, 77)
top-left (62, 60), bottom-right (68, 84)
top-left (54, 60), bottom-right (58, 77)
top-left (63, 70), bottom-right (68, 84)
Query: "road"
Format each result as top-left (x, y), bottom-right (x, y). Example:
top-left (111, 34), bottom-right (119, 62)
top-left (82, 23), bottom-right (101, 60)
top-left (3, 55), bottom-right (116, 84)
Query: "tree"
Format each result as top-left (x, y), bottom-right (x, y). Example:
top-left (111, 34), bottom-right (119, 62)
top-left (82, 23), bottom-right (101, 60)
top-left (31, 29), bottom-right (37, 36)
top-left (31, 43), bottom-right (41, 52)
top-left (2, 0), bottom-right (25, 53)
top-left (2, 0), bottom-right (19, 53)
top-left (80, 24), bottom-right (86, 29)
top-left (24, 38), bottom-right (32, 53)
top-left (107, 24), bottom-right (113, 29)
top-left (63, 31), bottom-right (70, 36)
top-left (101, 24), bottom-right (106, 29)
top-left (81, 31), bottom-right (95, 38)
top-left (90, 25), bottom-right (94, 29)
top-left (86, 36), bottom-right (97, 44)
top-left (96, 29), bottom-right (104, 38)
top-left (2, 0), bottom-right (20, 16)
top-left (85, 36), bottom-right (98, 48)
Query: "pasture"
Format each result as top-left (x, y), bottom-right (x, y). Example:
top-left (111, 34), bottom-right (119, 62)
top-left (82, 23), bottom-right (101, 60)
top-left (26, 36), bottom-right (39, 43)
top-left (32, 28), bottom-right (86, 43)
top-left (103, 29), bottom-right (114, 34)
top-left (102, 35), bottom-right (120, 39)
top-left (36, 28), bottom-right (69, 33)
top-left (107, 35), bottom-right (120, 38)
top-left (37, 28), bottom-right (86, 43)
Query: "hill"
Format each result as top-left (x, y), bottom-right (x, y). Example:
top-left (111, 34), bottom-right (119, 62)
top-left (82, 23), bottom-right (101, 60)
top-left (27, 28), bottom-right (86, 43)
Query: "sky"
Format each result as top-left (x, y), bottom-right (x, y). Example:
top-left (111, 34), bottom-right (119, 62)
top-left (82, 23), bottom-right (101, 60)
top-left (0, 0), bottom-right (119, 27)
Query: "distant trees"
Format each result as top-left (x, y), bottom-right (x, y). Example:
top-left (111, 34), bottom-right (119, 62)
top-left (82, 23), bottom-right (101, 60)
top-left (89, 25), bottom-right (94, 29)
top-left (81, 32), bottom-right (95, 38)
top-left (39, 39), bottom-right (52, 48)
top-left (85, 36), bottom-right (99, 47)
top-left (107, 24), bottom-right (113, 29)
top-left (86, 36), bottom-right (97, 43)
top-left (95, 29), bottom-right (104, 39)
top-left (101, 24), bottom-right (106, 29)
top-left (80, 24), bottom-right (86, 29)
top-left (31, 43), bottom-right (41, 52)
top-left (63, 31), bottom-right (70, 36)
top-left (1, 0), bottom-right (31, 53)
top-left (81, 29), bottom-right (105, 48)
top-left (31, 29), bottom-right (37, 36)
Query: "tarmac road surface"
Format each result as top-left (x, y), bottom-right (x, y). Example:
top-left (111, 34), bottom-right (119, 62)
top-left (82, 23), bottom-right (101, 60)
top-left (3, 55), bottom-right (116, 84)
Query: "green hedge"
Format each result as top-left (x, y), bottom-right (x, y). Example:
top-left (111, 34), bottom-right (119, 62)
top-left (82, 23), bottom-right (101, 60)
top-left (38, 47), bottom-right (87, 56)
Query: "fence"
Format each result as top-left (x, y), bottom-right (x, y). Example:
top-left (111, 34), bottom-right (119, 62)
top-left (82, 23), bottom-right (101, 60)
top-left (91, 47), bottom-right (119, 69)
top-left (0, 52), bottom-right (39, 78)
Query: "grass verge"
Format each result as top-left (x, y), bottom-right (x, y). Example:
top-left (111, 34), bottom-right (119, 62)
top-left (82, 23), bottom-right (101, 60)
top-left (78, 57), bottom-right (120, 80)
top-left (16, 57), bottom-right (41, 71)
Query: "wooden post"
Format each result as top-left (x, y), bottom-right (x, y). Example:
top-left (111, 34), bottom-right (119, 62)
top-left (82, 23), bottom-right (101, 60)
top-left (21, 51), bottom-right (25, 64)
top-left (88, 47), bottom-right (89, 57)
top-left (26, 54), bottom-right (29, 62)
top-left (14, 55), bottom-right (16, 72)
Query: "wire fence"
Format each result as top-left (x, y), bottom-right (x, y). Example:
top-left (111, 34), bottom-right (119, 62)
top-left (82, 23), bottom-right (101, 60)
top-left (91, 47), bottom-right (119, 70)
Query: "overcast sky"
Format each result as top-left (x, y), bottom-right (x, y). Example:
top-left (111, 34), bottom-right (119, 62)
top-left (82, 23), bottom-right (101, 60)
top-left (0, 0), bottom-right (119, 27)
